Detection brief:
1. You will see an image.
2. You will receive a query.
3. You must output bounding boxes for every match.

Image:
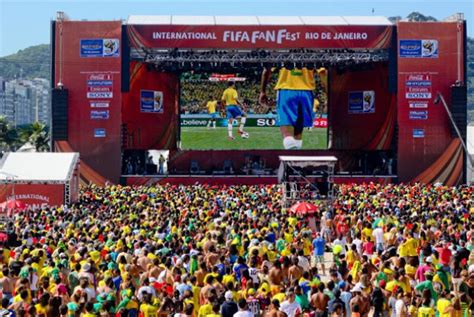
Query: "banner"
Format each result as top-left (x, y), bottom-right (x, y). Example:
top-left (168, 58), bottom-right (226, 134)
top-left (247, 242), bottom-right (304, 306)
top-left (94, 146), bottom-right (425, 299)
top-left (399, 39), bottom-right (438, 58)
top-left (180, 116), bottom-right (328, 128)
top-left (348, 91), bottom-right (375, 114)
top-left (80, 39), bottom-right (120, 57)
top-left (128, 25), bottom-right (393, 49)
top-left (0, 184), bottom-right (65, 208)
top-left (140, 90), bottom-right (164, 113)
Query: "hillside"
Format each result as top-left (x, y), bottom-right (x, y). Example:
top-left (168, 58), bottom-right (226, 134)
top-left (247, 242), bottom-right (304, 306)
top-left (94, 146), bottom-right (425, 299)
top-left (0, 44), bottom-right (50, 80)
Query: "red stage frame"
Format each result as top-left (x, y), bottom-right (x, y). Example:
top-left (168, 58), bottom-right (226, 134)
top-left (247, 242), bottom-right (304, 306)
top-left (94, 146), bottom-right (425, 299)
top-left (51, 16), bottom-right (467, 186)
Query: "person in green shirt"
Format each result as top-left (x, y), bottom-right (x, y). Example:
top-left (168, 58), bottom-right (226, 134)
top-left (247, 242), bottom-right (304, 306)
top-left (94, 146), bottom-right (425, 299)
top-left (295, 285), bottom-right (309, 310)
top-left (415, 271), bottom-right (438, 302)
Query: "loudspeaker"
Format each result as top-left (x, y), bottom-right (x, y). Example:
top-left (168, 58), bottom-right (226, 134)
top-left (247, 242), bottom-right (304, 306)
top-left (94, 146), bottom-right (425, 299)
top-left (450, 85), bottom-right (467, 140)
top-left (51, 88), bottom-right (68, 141)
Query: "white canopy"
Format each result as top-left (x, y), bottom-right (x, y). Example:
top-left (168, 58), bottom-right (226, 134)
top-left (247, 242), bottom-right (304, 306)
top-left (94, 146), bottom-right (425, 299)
top-left (0, 152), bottom-right (79, 184)
top-left (278, 156), bottom-right (338, 183)
top-left (126, 15), bottom-right (393, 26)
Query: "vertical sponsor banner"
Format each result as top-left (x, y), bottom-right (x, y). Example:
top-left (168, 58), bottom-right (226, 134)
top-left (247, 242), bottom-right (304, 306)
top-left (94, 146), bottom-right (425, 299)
top-left (54, 21), bottom-right (122, 183)
top-left (397, 21), bottom-right (465, 182)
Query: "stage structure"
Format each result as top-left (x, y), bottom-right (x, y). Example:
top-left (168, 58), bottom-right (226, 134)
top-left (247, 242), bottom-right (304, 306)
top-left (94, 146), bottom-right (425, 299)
top-left (278, 156), bottom-right (338, 208)
top-left (50, 14), bottom-right (468, 186)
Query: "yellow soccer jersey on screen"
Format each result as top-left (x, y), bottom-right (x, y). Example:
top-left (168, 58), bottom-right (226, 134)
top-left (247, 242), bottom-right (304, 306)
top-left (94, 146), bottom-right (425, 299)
top-left (274, 67), bottom-right (315, 90)
top-left (313, 99), bottom-right (320, 113)
top-left (222, 87), bottom-right (238, 105)
top-left (207, 100), bottom-right (217, 113)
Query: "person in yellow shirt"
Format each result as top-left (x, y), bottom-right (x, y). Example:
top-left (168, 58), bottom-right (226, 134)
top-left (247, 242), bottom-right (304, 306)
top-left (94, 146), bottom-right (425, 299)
top-left (221, 81), bottom-right (248, 140)
top-left (418, 301), bottom-right (435, 317)
top-left (81, 302), bottom-right (96, 317)
top-left (140, 293), bottom-right (158, 317)
top-left (198, 301), bottom-right (213, 317)
top-left (260, 67), bottom-right (316, 149)
top-left (206, 96), bottom-right (219, 129)
top-left (405, 234), bottom-right (419, 258)
top-left (436, 292), bottom-right (451, 317)
top-left (34, 293), bottom-right (50, 317)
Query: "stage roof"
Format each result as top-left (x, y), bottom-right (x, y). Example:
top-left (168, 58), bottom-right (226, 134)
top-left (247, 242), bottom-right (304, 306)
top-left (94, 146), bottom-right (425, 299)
top-left (0, 152), bottom-right (79, 184)
top-left (126, 15), bottom-right (393, 26)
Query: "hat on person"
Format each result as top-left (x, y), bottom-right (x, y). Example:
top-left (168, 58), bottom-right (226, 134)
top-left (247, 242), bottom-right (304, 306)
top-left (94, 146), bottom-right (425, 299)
top-left (351, 282), bottom-right (364, 293)
top-left (82, 263), bottom-right (91, 272)
top-left (225, 291), bottom-right (233, 300)
top-left (338, 281), bottom-right (346, 290)
top-left (57, 284), bottom-right (68, 295)
top-left (351, 284), bottom-right (363, 293)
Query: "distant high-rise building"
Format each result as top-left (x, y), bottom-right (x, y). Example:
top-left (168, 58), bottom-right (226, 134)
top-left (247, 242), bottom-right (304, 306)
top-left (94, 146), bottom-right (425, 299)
top-left (0, 77), bottom-right (6, 121)
top-left (0, 78), bottom-right (50, 126)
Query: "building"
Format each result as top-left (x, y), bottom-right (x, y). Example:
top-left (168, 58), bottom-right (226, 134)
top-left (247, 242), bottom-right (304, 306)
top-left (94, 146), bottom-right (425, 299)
top-left (0, 78), bottom-right (6, 120)
top-left (0, 78), bottom-right (50, 126)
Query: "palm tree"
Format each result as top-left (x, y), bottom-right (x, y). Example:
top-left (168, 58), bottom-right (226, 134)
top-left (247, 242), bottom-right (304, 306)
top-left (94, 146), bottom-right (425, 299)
top-left (0, 116), bottom-right (18, 152)
top-left (28, 122), bottom-right (50, 152)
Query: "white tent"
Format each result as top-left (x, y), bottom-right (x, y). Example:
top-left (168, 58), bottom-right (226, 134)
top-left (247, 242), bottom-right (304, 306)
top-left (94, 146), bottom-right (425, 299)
top-left (0, 152), bottom-right (79, 184)
top-left (0, 152), bottom-right (80, 208)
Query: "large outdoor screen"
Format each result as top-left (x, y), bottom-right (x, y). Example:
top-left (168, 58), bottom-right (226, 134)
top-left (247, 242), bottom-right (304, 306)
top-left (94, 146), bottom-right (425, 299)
top-left (179, 68), bottom-right (328, 150)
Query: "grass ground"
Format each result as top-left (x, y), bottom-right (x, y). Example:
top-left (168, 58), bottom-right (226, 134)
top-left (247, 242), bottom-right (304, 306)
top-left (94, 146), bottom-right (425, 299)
top-left (181, 126), bottom-right (327, 150)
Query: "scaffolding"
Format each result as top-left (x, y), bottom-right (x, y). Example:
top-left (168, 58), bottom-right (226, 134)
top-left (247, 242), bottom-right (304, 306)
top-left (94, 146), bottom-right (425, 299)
top-left (278, 156), bottom-right (337, 208)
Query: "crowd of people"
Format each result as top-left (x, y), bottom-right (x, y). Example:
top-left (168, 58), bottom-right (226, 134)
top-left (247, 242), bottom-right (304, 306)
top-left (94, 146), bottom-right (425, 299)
top-left (180, 78), bottom-right (275, 115)
top-left (0, 183), bottom-right (473, 317)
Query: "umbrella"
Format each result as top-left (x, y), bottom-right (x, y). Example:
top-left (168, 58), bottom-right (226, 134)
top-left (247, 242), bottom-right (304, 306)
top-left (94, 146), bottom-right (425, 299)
top-left (290, 202), bottom-right (319, 216)
top-left (0, 199), bottom-right (26, 211)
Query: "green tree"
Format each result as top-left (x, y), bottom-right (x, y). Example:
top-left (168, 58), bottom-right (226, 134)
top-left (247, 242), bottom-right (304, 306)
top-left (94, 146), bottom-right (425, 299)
top-left (0, 116), bottom-right (19, 151)
top-left (28, 122), bottom-right (50, 152)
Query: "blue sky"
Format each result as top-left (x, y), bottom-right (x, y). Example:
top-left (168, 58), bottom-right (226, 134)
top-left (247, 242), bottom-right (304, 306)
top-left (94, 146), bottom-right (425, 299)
top-left (0, 0), bottom-right (473, 57)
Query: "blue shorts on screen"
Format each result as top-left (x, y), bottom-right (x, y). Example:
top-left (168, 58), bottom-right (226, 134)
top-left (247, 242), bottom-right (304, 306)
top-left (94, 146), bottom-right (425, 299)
top-left (276, 90), bottom-right (314, 128)
top-left (226, 105), bottom-right (243, 119)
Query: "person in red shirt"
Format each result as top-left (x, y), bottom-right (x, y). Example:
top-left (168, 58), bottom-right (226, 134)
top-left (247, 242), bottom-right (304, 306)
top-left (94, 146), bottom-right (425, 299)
top-left (436, 242), bottom-right (452, 267)
top-left (336, 219), bottom-right (349, 237)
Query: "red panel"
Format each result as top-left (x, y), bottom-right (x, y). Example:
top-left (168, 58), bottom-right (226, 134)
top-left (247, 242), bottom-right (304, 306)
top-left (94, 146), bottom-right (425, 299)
top-left (122, 62), bottom-right (179, 149)
top-left (330, 63), bottom-right (396, 150)
top-left (397, 22), bottom-right (465, 182)
top-left (0, 184), bottom-right (64, 207)
top-left (54, 21), bottom-right (122, 183)
top-left (128, 25), bottom-right (393, 49)
top-left (124, 176), bottom-right (393, 186)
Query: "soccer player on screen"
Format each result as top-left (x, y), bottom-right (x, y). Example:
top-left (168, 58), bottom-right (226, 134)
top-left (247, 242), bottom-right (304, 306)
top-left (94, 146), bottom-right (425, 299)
top-left (206, 96), bottom-right (218, 129)
top-left (221, 81), bottom-right (248, 140)
top-left (259, 67), bottom-right (315, 149)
